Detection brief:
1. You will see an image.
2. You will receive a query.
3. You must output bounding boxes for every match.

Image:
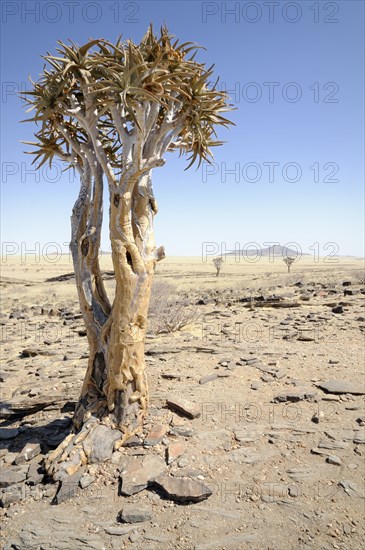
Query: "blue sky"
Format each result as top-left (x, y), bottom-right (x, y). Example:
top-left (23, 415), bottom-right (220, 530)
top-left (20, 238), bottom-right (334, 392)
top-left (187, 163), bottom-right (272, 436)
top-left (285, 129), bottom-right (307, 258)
top-left (1, 0), bottom-right (364, 258)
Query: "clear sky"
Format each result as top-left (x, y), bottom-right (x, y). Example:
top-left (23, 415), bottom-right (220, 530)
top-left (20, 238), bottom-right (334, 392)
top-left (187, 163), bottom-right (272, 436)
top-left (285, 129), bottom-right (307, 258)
top-left (1, 0), bottom-right (364, 259)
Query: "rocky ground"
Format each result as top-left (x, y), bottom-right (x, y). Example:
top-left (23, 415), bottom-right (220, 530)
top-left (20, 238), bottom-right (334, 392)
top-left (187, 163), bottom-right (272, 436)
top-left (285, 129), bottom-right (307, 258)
top-left (0, 257), bottom-right (364, 550)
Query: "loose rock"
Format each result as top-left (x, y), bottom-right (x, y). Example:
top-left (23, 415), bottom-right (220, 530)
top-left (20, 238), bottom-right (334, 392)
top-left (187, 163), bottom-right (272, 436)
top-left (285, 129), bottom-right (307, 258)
top-left (166, 442), bottom-right (185, 464)
top-left (54, 468), bottom-right (85, 504)
top-left (144, 424), bottom-right (167, 446)
top-left (317, 380), bottom-right (365, 395)
top-left (15, 442), bottom-right (41, 464)
top-left (118, 504), bottom-right (152, 523)
top-left (166, 396), bottom-right (201, 419)
top-left (120, 454), bottom-right (165, 496)
top-left (0, 466), bottom-right (28, 488)
top-left (26, 462), bottom-right (44, 486)
top-left (83, 424), bottom-right (122, 463)
top-left (152, 475), bottom-right (212, 503)
top-left (326, 455), bottom-right (342, 466)
top-left (199, 374), bottom-right (218, 385)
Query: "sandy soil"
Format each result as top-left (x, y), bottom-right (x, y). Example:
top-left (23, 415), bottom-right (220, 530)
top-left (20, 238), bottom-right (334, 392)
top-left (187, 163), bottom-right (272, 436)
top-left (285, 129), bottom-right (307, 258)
top-left (0, 255), bottom-right (364, 550)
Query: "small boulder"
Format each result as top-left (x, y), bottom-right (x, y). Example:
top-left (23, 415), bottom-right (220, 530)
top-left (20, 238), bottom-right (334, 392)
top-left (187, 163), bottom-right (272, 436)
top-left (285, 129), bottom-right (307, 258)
top-left (166, 396), bottom-right (201, 419)
top-left (144, 424), bottom-right (167, 446)
top-left (120, 455), bottom-right (165, 496)
top-left (118, 504), bottom-right (152, 523)
top-left (316, 380), bottom-right (365, 395)
top-left (0, 466), bottom-right (28, 488)
top-left (152, 475), bottom-right (212, 503)
top-left (83, 424), bottom-right (122, 463)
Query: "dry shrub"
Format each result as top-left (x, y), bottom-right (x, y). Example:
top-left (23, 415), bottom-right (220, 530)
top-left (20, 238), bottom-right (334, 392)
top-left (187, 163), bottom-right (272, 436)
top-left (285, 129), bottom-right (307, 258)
top-left (353, 270), bottom-right (365, 285)
top-left (148, 280), bottom-right (200, 334)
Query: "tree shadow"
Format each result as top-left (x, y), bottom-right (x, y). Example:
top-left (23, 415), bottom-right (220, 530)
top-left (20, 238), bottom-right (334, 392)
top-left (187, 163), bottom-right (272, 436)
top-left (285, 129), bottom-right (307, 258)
top-left (0, 402), bottom-right (74, 457)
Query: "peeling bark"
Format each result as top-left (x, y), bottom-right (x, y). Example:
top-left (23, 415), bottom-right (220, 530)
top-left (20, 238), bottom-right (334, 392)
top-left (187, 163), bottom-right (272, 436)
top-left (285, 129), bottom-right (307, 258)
top-left (69, 166), bottom-right (159, 432)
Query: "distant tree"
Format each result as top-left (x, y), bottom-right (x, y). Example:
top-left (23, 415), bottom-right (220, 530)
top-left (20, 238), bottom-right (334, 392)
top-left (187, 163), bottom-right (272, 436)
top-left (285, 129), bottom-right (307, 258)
top-left (213, 256), bottom-right (223, 277)
top-left (283, 256), bottom-right (295, 273)
top-left (22, 26), bottom-right (234, 480)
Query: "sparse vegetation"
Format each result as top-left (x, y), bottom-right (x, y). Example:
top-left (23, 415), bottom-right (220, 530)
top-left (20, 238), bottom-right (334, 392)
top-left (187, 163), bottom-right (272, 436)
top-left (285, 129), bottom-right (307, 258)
top-left (283, 256), bottom-right (295, 273)
top-left (353, 270), bottom-right (365, 285)
top-left (148, 280), bottom-right (200, 334)
top-left (213, 256), bottom-right (223, 277)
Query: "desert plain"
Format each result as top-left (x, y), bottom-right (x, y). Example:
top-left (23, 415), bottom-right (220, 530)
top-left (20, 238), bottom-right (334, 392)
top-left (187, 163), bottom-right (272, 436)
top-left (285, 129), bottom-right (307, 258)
top-left (0, 254), bottom-right (364, 549)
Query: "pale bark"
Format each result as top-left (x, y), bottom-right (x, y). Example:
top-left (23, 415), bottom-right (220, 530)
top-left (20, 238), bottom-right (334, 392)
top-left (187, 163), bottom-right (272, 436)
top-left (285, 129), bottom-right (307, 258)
top-left (45, 97), bottom-right (170, 477)
top-left (69, 166), bottom-right (160, 437)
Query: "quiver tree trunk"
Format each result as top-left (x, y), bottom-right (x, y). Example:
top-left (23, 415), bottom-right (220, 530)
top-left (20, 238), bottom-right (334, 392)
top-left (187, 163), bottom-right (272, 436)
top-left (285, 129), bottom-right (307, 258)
top-left (45, 167), bottom-right (164, 479)
top-left (71, 167), bottom-right (162, 436)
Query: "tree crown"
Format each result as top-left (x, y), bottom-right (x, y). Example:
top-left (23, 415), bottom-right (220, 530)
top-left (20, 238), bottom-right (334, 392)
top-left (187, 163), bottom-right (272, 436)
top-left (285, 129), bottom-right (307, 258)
top-left (22, 25), bottom-right (234, 177)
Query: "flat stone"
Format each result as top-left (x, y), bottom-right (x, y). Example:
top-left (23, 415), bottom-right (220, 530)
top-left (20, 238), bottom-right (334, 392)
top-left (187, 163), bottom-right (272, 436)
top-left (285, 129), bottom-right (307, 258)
top-left (166, 442), bottom-right (185, 464)
top-left (317, 380), bottom-right (365, 395)
top-left (274, 369), bottom-right (287, 380)
top-left (326, 455), bottom-right (342, 466)
top-left (14, 442), bottom-right (41, 464)
top-left (120, 454), bottom-right (166, 496)
top-left (123, 435), bottom-right (143, 447)
top-left (311, 447), bottom-right (331, 456)
top-left (324, 429), bottom-right (354, 442)
top-left (332, 305), bottom-right (344, 314)
top-left (353, 429), bottom-right (365, 444)
top-left (318, 439), bottom-right (349, 450)
top-left (161, 373), bottom-right (181, 380)
top-left (170, 425), bottom-right (195, 437)
top-left (79, 474), bottom-right (95, 489)
top-left (83, 424), bottom-right (122, 463)
top-left (321, 394), bottom-right (341, 401)
top-left (338, 480), bottom-right (365, 498)
top-left (21, 347), bottom-right (54, 357)
top-left (199, 374), bottom-right (218, 385)
top-left (54, 468), bottom-right (85, 504)
top-left (26, 462), bottom-right (44, 485)
top-left (261, 374), bottom-right (275, 383)
top-left (286, 468), bottom-right (316, 481)
top-left (104, 526), bottom-right (134, 536)
top-left (144, 424), bottom-right (167, 446)
top-left (0, 427), bottom-right (19, 440)
top-left (273, 392), bottom-right (305, 403)
top-left (234, 427), bottom-right (263, 444)
top-left (0, 466), bottom-right (28, 488)
top-left (250, 382), bottom-right (260, 390)
top-left (118, 504), bottom-right (152, 523)
top-left (152, 475), bottom-right (212, 503)
top-left (166, 396), bottom-right (201, 419)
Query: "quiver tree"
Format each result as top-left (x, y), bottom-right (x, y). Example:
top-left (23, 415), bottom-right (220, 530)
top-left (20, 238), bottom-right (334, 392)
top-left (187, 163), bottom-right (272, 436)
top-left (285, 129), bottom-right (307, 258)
top-left (22, 26), bottom-right (233, 479)
top-left (283, 256), bottom-right (295, 273)
top-left (213, 256), bottom-right (223, 277)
